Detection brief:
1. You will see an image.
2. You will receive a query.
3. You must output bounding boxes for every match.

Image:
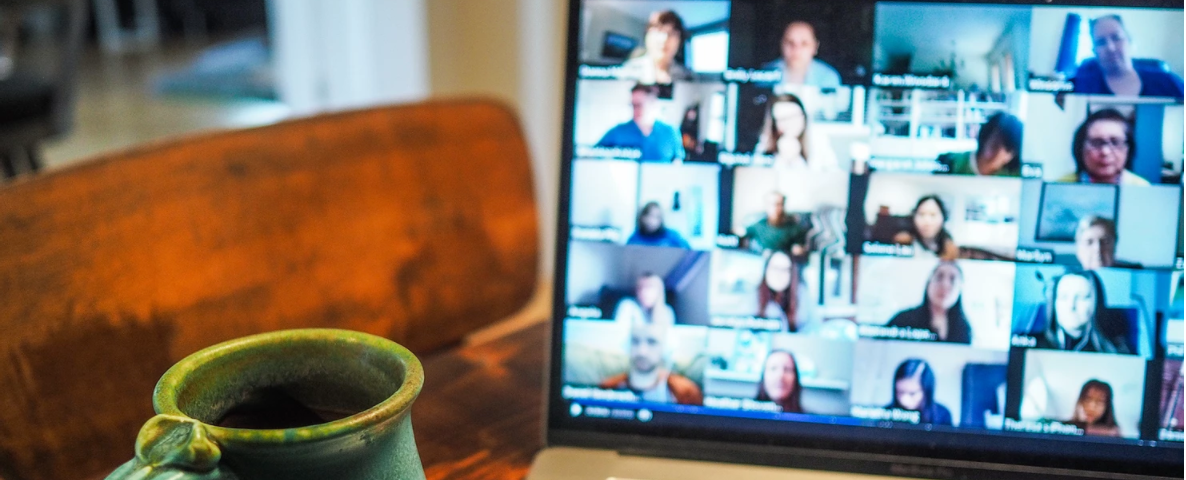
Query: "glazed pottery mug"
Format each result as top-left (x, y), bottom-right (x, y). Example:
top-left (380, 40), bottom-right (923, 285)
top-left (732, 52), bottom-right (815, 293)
top-left (106, 329), bottom-right (425, 480)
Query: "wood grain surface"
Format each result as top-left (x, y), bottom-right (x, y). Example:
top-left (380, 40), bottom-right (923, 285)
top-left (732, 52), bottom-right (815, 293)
top-left (416, 322), bottom-right (547, 480)
top-left (0, 100), bottom-right (539, 480)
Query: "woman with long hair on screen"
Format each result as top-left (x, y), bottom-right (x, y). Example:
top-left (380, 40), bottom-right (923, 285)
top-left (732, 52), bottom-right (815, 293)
top-left (1057, 109), bottom-right (1149, 186)
top-left (757, 93), bottom-right (811, 170)
top-left (887, 261), bottom-right (972, 344)
top-left (1036, 271), bottom-right (1132, 355)
top-left (1067, 380), bottom-right (1122, 437)
top-left (627, 202), bottom-right (690, 249)
top-left (757, 251), bottom-right (798, 332)
top-left (620, 10), bottom-right (691, 85)
top-left (756, 350), bottom-right (803, 413)
top-left (893, 195), bottom-right (959, 260)
top-left (886, 359), bottom-right (953, 426)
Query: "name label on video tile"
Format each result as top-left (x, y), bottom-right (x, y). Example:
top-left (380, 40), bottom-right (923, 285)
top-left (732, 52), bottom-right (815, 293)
top-left (1027, 77), bottom-right (1075, 93)
top-left (715, 234), bottom-right (742, 249)
top-left (571, 226), bottom-right (623, 243)
top-left (868, 158), bottom-right (947, 174)
top-left (724, 68), bottom-right (782, 84)
top-left (567, 305), bottom-right (604, 319)
top-left (862, 241), bottom-right (915, 257)
top-left (1015, 248), bottom-right (1055, 264)
top-left (1011, 335), bottom-right (1038, 348)
top-left (1004, 418), bottom-right (1084, 436)
top-left (578, 65), bottom-right (624, 79)
top-left (872, 73), bottom-right (951, 89)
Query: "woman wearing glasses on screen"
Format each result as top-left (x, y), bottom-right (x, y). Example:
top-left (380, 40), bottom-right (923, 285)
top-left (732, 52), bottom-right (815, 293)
top-left (1036, 271), bottom-right (1132, 355)
top-left (887, 359), bottom-right (953, 426)
top-left (619, 10), bottom-right (692, 85)
top-left (755, 350), bottom-right (803, 414)
top-left (1072, 15), bottom-right (1184, 100)
top-left (886, 261), bottom-right (972, 345)
top-left (1058, 109), bottom-right (1149, 186)
top-left (627, 202), bottom-right (690, 249)
top-left (1067, 380), bottom-right (1122, 437)
top-left (893, 196), bottom-right (959, 261)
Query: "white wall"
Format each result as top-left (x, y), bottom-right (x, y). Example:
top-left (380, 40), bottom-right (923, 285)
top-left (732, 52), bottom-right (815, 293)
top-left (269, 0), bottom-right (430, 114)
top-left (1028, 6), bottom-right (1185, 77)
top-left (850, 340), bottom-right (1010, 427)
top-left (571, 160), bottom-right (640, 240)
top-left (1019, 349), bottom-right (1147, 438)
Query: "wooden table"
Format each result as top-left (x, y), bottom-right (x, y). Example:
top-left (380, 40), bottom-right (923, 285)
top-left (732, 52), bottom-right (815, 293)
top-left (414, 322), bottom-right (548, 480)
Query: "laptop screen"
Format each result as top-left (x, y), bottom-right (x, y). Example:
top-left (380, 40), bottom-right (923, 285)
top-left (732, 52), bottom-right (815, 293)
top-left (551, 0), bottom-right (1184, 476)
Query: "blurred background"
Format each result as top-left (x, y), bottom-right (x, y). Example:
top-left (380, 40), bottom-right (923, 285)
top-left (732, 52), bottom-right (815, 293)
top-left (1, 0), bottom-right (567, 315)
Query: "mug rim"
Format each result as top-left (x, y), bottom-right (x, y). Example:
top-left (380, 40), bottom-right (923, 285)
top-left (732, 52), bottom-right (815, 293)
top-left (152, 328), bottom-right (424, 445)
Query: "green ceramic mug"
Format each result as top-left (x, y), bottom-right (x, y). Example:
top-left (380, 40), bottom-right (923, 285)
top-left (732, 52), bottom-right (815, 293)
top-left (106, 329), bottom-right (426, 480)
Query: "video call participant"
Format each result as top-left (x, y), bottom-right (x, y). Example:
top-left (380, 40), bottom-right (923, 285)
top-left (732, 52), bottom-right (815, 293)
top-left (619, 10), bottom-right (692, 85)
top-left (1036, 271), bottom-right (1132, 355)
top-left (1058, 108), bottom-right (1148, 186)
top-left (742, 192), bottom-right (810, 256)
top-left (1075, 215), bottom-right (1125, 270)
top-left (1067, 379), bottom-right (1121, 437)
top-left (893, 195), bottom-right (959, 261)
top-left (886, 261), bottom-right (972, 344)
top-left (755, 350), bottom-right (803, 413)
top-left (597, 84), bottom-right (686, 162)
top-left (627, 202), bottom-right (690, 248)
top-left (613, 273), bottom-right (677, 327)
top-left (1072, 15), bottom-right (1184, 100)
top-left (760, 21), bottom-right (841, 88)
top-left (598, 311), bottom-right (703, 405)
top-left (937, 112), bottom-right (1023, 177)
top-left (756, 93), bottom-right (816, 170)
top-left (887, 359), bottom-right (953, 426)
top-left (757, 251), bottom-right (798, 331)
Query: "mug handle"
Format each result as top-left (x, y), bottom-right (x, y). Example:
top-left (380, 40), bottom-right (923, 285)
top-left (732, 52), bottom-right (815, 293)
top-left (105, 414), bottom-right (237, 480)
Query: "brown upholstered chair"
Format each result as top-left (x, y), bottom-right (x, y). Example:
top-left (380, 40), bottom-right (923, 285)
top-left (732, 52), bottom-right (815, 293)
top-left (0, 100), bottom-right (539, 480)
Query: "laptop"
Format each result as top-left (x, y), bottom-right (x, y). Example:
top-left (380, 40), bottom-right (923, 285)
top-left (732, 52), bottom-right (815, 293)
top-left (530, 0), bottom-right (1186, 478)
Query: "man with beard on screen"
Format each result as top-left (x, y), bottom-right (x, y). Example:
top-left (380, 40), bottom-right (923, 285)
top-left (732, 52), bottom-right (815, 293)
top-left (599, 313), bottom-right (703, 405)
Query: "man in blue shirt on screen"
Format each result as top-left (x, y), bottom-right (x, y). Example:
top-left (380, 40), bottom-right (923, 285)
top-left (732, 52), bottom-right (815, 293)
top-left (596, 84), bottom-right (685, 162)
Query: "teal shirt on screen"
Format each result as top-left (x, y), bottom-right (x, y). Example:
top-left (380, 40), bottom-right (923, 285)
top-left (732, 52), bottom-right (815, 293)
top-left (596, 120), bottom-right (685, 162)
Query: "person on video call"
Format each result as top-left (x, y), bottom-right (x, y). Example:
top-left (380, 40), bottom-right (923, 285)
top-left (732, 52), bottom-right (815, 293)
top-left (761, 21), bottom-right (841, 88)
top-left (613, 272), bottom-right (677, 327)
top-left (1036, 271), bottom-right (1132, 355)
top-left (599, 306), bottom-right (703, 405)
top-left (893, 195), bottom-right (959, 261)
top-left (938, 112), bottom-right (1023, 177)
top-left (1066, 380), bottom-right (1122, 437)
top-left (886, 359), bottom-right (953, 426)
top-left (886, 261), bottom-right (972, 344)
top-left (1058, 109), bottom-right (1149, 186)
top-left (1072, 15), bottom-right (1184, 100)
top-left (756, 350), bottom-right (803, 413)
top-left (627, 202), bottom-right (690, 249)
top-left (755, 93), bottom-right (834, 171)
top-left (742, 191), bottom-right (810, 256)
top-left (757, 251), bottom-right (798, 332)
top-left (597, 83), bottom-right (686, 162)
top-left (1075, 215), bottom-right (1129, 270)
top-left (619, 10), bottom-right (692, 85)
